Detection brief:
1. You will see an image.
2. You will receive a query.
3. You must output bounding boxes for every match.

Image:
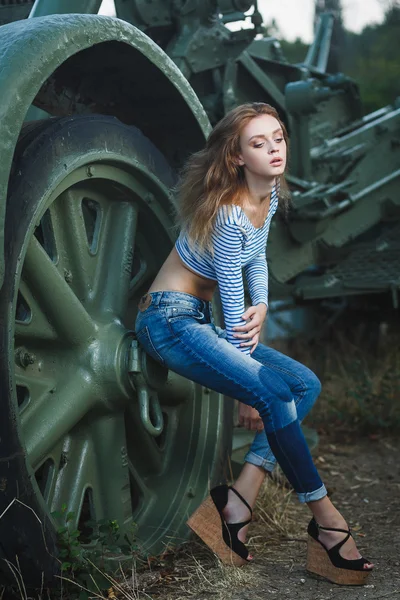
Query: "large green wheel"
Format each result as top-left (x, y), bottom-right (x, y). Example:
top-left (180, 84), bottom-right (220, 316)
top-left (0, 115), bottom-right (233, 584)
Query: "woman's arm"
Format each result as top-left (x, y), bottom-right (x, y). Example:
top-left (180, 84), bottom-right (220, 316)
top-left (212, 220), bottom-right (252, 355)
top-left (243, 250), bottom-right (269, 308)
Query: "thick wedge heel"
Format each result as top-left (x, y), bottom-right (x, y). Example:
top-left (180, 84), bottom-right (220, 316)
top-left (186, 484), bottom-right (252, 566)
top-left (306, 518), bottom-right (373, 585)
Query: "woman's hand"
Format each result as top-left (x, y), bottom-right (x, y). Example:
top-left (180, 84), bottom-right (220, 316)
top-left (238, 403), bottom-right (264, 432)
top-left (232, 303), bottom-right (267, 354)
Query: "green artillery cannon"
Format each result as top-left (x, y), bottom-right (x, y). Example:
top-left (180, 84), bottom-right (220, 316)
top-left (0, 0), bottom-right (398, 585)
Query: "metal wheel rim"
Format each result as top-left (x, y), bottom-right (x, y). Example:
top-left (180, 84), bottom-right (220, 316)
top-left (12, 158), bottom-right (226, 552)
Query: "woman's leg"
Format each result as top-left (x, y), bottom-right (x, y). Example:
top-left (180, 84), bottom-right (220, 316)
top-left (224, 343), bottom-right (321, 542)
top-left (222, 462), bottom-right (266, 548)
top-left (139, 304), bottom-right (327, 503)
top-left (244, 343), bottom-right (321, 473)
top-left (222, 344), bottom-right (372, 567)
top-left (223, 472), bottom-right (373, 567)
top-left (136, 294), bottom-right (371, 567)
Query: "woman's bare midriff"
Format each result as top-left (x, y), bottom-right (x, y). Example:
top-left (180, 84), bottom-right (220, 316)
top-left (146, 246), bottom-right (218, 302)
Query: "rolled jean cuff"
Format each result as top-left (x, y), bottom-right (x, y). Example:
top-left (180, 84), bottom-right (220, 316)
top-left (296, 483), bottom-right (328, 504)
top-left (244, 450), bottom-right (276, 473)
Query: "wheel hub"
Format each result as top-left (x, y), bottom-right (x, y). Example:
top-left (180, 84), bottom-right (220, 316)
top-left (84, 319), bottom-right (137, 411)
top-left (80, 314), bottom-right (169, 437)
top-left (82, 318), bottom-right (168, 415)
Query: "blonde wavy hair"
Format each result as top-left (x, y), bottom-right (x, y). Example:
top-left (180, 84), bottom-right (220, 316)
top-left (172, 102), bottom-right (290, 255)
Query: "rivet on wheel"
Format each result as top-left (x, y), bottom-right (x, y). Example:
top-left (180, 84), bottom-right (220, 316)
top-left (186, 487), bottom-right (196, 498)
top-left (64, 268), bottom-right (73, 283)
top-left (15, 348), bottom-right (36, 368)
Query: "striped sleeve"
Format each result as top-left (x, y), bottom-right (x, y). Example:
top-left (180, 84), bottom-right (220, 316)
top-left (243, 250), bottom-right (269, 307)
top-left (244, 184), bottom-right (279, 307)
top-left (211, 211), bottom-right (251, 355)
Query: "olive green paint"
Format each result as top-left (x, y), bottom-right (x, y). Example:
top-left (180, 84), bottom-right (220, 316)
top-left (0, 14), bottom-right (211, 287)
top-left (0, 114), bottom-right (230, 584)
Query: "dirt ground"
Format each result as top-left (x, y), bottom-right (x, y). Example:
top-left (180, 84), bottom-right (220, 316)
top-left (241, 431), bottom-right (400, 600)
top-left (136, 430), bottom-right (400, 600)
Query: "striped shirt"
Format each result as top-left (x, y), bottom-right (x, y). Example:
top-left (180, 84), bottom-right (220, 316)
top-left (175, 185), bottom-right (279, 355)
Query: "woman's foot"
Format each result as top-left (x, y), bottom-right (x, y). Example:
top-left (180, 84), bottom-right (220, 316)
top-left (221, 488), bottom-right (253, 556)
top-left (316, 517), bottom-right (374, 570)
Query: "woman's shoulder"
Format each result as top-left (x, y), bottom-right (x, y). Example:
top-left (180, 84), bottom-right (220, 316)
top-left (215, 204), bottom-right (246, 229)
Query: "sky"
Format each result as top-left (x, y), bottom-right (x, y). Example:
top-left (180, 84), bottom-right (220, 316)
top-left (257, 0), bottom-right (386, 42)
top-left (99, 0), bottom-right (386, 43)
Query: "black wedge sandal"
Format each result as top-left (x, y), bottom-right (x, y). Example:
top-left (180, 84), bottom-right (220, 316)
top-left (306, 517), bottom-right (374, 585)
top-left (186, 484), bottom-right (253, 566)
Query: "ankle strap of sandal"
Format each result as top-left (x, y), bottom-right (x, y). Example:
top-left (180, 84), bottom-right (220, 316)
top-left (229, 486), bottom-right (252, 515)
top-left (316, 521), bottom-right (351, 535)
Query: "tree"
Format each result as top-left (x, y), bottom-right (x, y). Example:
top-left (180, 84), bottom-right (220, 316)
top-left (342, 5), bottom-right (400, 112)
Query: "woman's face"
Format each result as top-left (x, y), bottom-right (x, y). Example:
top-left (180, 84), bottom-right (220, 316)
top-left (236, 113), bottom-right (287, 179)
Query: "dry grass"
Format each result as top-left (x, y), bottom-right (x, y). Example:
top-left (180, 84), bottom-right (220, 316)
top-left (127, 550), bottom-right (256, 600)
top-left (0, 475), bottom-right (304, 600)
top-left (310, 325), bottom-right (400, 432)
top-left (116, 474), bottom-right (303, 600)
top-left (251, 473), bottom-right (302, 546)
top-left (271, 317), bottom-right (400, 433)
top-left (0, 473), bottom-right (295, 600)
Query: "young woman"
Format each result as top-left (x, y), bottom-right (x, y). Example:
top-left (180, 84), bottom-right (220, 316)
top-left (134, 103), bottom-right (374, 585)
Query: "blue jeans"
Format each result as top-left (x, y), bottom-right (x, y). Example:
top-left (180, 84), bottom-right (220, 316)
top-left (135, 291), bottom-right (327, 503)
top-left (243, 350), bottom-right (322, 474)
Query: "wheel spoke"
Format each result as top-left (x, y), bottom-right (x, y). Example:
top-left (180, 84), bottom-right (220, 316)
top-left (15, 280), bottom-right (57, 343)
top-left (158, 372), bottom-right (194, 406)
top-left (129, 234), bottom-right (159, 299)
top-left (128, 460), bottom-right (154, 522)
top-left (93, 202), bottom-right (138, 317)
top-left (15, 371), bottom-right (56, 414)
top-left (15, 344), bottom-right (63, 375)
top-left (89, 414), bottom-right (132, 525)
top-left (21, 375), bottom-right (95, 469)
top-left (23, 237), bottom-right (97, 345)
top-left (35, 442), bottom-right (63, 506)
top-left (49, 189), bottom-right (94, 301)
top-left (50, 433), bottom-right (95, 530)
top-left (126, 403), bottom-right (163, 476)
top-left (129, 269), bottom-right (157, 300)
